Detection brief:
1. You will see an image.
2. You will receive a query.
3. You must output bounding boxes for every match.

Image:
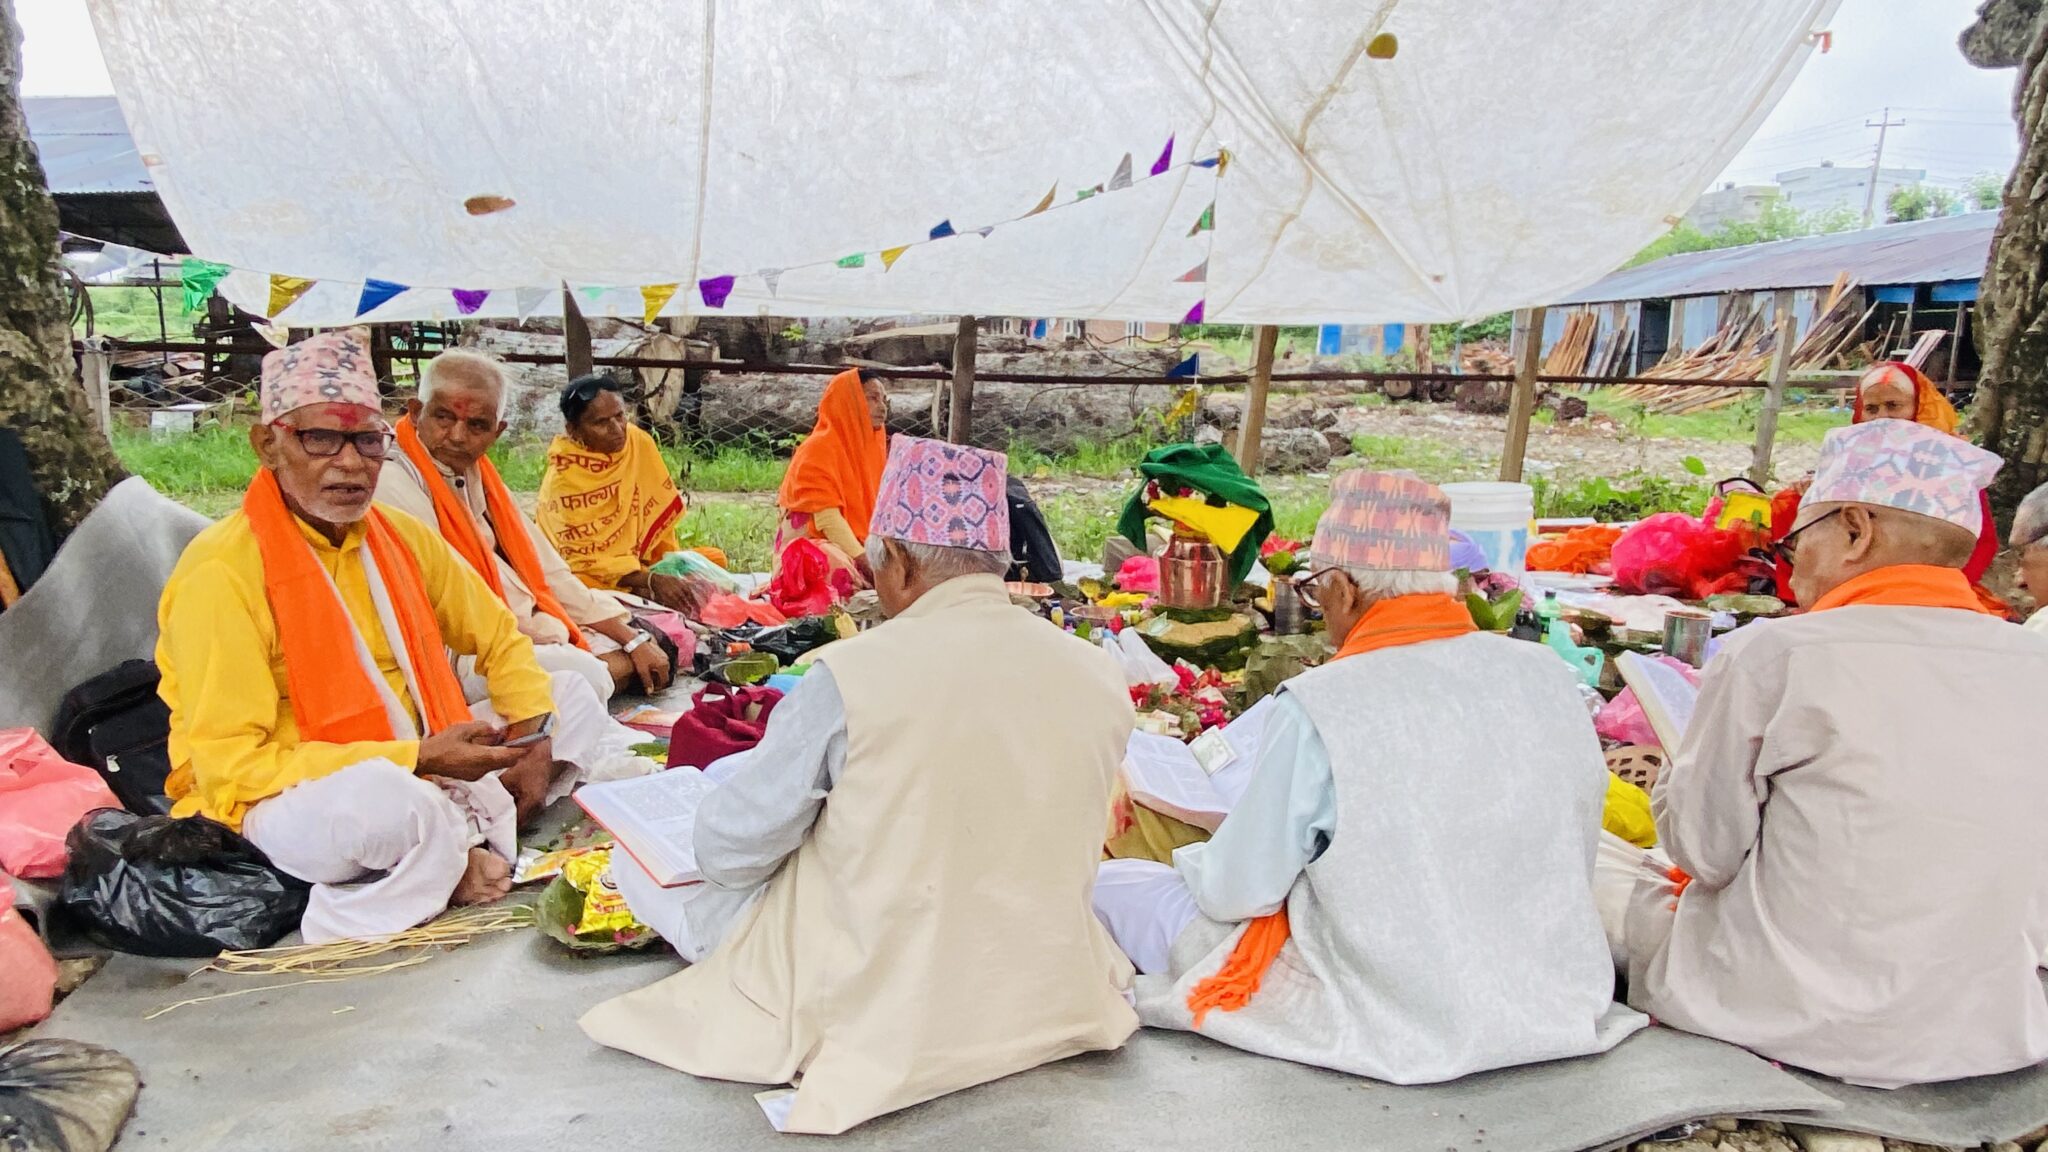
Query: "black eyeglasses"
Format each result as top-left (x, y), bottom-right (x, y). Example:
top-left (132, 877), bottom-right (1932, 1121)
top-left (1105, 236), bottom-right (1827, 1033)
top-left (1774, 507), bottom-right (1843, 564)
top-left (284, 426), bottom-right (395, 460)
top-left (1292, 566), bottom-right (1340, 609)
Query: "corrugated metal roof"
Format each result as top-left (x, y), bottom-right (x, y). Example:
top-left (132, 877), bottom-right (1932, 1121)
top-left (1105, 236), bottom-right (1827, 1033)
top-left (1557, 211), bottom-right (1998, 305)
top-left (24, 96), bottom-right (153, 195)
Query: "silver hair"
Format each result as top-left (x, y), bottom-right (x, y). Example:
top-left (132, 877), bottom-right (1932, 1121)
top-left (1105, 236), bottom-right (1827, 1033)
top-left (866, 535), bottom-right (1012, 582)
top-left (420, 349), bottom-right (508, 420)
top-left (1332, 566), bottom-right (1459, 601)
top-left (2014, 482), bottom-right (2048, 550)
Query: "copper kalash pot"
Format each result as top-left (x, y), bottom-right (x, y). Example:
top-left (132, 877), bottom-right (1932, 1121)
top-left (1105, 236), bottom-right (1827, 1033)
top-left (1157, 531), bottom-right (1228, 610)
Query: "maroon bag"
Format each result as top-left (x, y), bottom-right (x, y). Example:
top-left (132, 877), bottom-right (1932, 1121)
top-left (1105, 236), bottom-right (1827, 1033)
top-left (665, 683), bottom-right (783, 770)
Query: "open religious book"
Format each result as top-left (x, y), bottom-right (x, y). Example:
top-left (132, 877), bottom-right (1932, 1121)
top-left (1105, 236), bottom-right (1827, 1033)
top-left (1614, 651), bottom-right (1700, 753)
top-left (1121, 695), bottom-right (1276, 831)
top-left (575, 766), bottom-right (715, 888)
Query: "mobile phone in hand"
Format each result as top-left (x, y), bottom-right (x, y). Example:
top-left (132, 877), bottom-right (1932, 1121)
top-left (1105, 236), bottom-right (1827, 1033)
top-left (504, 713), bottom-right (555, 748)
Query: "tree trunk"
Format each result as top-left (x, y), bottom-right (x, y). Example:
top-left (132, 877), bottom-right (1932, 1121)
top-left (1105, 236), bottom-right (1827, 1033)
top-left (1964, 0), bottom-right (2048, 531)
top-left (0, 0), bottom-right (126, 541)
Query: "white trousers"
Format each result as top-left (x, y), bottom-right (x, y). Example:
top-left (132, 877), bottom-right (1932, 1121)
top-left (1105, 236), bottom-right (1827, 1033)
top-left (1593, 830), bottom-right (1676, 972)
top-left (532, 640), bottom-right (618, 705)
top-left (1092, 858), bottom-right (1203, 976)
top-left (243, 759), bottom-right (516, 944)
top-left (467, 668), bottom-right (652, 790)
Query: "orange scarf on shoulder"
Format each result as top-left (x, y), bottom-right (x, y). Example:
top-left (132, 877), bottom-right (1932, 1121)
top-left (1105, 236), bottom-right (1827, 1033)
top-left (1808, 564), bottom-right (1993, 614)
top-left (1186, 591), bottom-right (1476, 1027)
top-left (777, 369), bottom-right (889, 541)
top-left (244, 468), bottom-right (471, 742)
top-left (395, 416), bottom-right (587, 650)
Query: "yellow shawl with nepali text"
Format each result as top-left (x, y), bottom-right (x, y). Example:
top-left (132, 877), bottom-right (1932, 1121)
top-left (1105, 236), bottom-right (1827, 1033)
top-left (537, 424), bottom-right (685, 590)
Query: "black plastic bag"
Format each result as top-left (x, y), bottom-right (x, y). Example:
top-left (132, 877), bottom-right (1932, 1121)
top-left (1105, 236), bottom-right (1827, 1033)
top-left (0, 1039), bottom-right (140, 1152)
top-left (59, 809), bottom-right (309, 957)
top-left (711, 615), bottom-right (840, 665)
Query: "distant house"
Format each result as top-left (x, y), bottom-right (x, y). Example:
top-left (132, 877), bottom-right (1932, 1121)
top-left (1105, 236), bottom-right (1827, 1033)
top-left (988, 317), bottom-right (1174, 345)
top-left (1774, 161), bottom-right (1926, 219)
top-left (24, 96), bottom-right (185, 254)
top-left (1544, 210), bottom-right (1998, 382)
top-left (1685, 183), bottom-right (1781, 232)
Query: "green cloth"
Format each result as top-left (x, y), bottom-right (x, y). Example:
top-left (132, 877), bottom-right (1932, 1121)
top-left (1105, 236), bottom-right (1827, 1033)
top-left (1116, 443), bottom-right (1274, 583)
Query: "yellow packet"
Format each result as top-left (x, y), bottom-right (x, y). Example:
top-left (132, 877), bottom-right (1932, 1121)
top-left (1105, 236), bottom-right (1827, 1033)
top-left (563, 848), bottom-right (640, 937)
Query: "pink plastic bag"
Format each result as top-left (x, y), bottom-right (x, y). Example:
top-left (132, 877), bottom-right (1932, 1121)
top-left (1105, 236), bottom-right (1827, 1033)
top-left (1610, 512), bottom-right (1755, 600)
top-left (1115, 555), bottom-right (1160, 593)
top-left (698, 593), bottom-right (789, 630)
top-left (0, 874), bottom-right (58, 1032)
top-left (0, 727), bottom-right (120, 879)
top-left (766, 538), bottom-right (856, 618)
top-left (1595, 655), bottom-right (1702, 750)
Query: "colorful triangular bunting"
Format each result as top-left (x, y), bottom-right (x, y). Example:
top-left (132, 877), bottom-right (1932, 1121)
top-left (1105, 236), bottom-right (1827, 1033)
top-left (179, 259), bottom-right (229, 312)
top-left (356, 278), bottom-right (407, 317)
top-left (1151, 134), bottom-right (1175, 177)
top-left (1187, 203), bottom-right (1214, 237)
top-left (1167, 353), bottom-right (1200, 379)
top-left (1194, 154), bottom-right (1220, 169)
top-left (267, 274), bottom-right (317, 318)
top-left (641, 283), bottom-right (679, 324)
top-left (836, 253), bottom-right (866, 269)
top-left (758, 268), bottom-right (782, 297)
top-left (880, 246), bottom-right (909, 271)
top-left (1182, 299), bottom-right (1205, 325)
top-left (452, 288), bottom-right (489, 316)
top-left (514, 287), bottom-right (553, 319)
top-left (1026, 184), bottom-right (1057, 217)
top-left (1076, 184), bottom-right (1103, 201)
top-left (699, 274), bottom-right (735, 309)
top-left (976, 226), bottom-right (994, 238)
top-left (577, 284), bottom-right (608, 307)
top-left (1176, 259), bottom-right (1208, 284)
top-left (1109, 152), bottom-right (1134, 191)
top-left (930, 219), bottom-right (955, 240)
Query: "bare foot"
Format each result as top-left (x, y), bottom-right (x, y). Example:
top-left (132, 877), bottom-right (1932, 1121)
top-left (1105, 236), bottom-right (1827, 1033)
top-left (451, 847), bottom-right (513, 906)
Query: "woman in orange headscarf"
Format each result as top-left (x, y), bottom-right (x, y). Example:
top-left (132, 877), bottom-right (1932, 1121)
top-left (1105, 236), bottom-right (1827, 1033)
top-left (773, 369), bottom-right (890, 583)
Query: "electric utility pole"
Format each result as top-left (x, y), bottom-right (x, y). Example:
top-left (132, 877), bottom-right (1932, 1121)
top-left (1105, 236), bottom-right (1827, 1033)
top-left (1862, 107), bottom-right (1907, 227)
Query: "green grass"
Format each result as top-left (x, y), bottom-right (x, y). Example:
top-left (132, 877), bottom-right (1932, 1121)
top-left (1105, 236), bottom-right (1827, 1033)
top-left (1348, 433), bottom-right (1496, 480)
top-left (486, 438), bottom-right (787, 494)
top-left (1005, 437), bottom-right (1152, 480)
top-left (113, 426), bottom-right (257, 513)
top-left (680, 502), bottom-right (778, 572)
top-left (75, 285), bottom-right (206, 341)
top-left (1585, 389), bottom-right (1848, 445)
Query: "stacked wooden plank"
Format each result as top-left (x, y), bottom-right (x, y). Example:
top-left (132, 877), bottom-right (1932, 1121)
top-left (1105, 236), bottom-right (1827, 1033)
top-left (1608, 274), bottom-right (1875, 414)
top-left (1542, 312), bottom-right (1600, 375)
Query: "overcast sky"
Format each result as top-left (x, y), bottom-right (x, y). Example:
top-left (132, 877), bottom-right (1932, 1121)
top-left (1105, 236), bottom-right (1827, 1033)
top-left (17, 0), bottom-right (2025, 193)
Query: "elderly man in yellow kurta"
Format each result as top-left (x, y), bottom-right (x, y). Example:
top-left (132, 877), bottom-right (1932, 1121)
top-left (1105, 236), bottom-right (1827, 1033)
top-left (581, 437), bottom-right (1138, 1135)
top-left (157, 329), bottom-right (570, 943)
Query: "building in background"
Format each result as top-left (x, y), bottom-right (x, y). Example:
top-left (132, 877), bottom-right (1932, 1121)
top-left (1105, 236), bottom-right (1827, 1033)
top-left (1685, 183), bottom-right (1782, 232)
top-left (1774, 161), bottom-right (1927, 218)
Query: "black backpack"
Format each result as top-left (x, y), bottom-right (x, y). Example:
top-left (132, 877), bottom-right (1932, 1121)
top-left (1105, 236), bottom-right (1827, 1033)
top-left (51, 660), bottom-right (173, 816)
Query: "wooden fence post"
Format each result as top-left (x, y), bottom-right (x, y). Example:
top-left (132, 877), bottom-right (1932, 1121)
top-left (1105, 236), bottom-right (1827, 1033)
top-left (1236, 324), bottom-right (1279, 474)
top-left (948, 315), bottom-right (977, 443)
top-left (77, 336), bottom-right (113, 437)
top-left (1749, 289), bottom-right (1796, 486)
top-left (562, 286), bottom-right (594, 380)
top-left (1498, 307), bottom-right (1545, 482)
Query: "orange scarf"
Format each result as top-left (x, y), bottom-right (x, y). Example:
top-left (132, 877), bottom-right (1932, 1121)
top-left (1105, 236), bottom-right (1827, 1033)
top-left (1808, 563), bottom-right (1994, 614)
top-left (244, 468), bottom-right (471, 742)
top-left (396, 416), bottom-right (587, 650)
top-left (1854, 361), bottom-right (1960, 434)
top-left (1186, 591), bottom-right (1475, 1027)
top-left (776, 369), bottom-right (889, 542)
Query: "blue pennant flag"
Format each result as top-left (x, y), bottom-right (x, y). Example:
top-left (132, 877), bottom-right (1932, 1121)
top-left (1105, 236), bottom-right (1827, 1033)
top-left (356, 278), bottom-right (408, 316)
top-left (1167, 353), bottom-right (1200, 379)
top-left (929, 219), bottom-right (956, 240)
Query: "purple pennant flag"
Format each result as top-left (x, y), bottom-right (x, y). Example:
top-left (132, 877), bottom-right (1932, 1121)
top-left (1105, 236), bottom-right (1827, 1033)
top-left (452, 288), bottom-right (489, 315)
top-left (699, 274), bottom-right (736, 309)
top-left (1150, 134), bottom-right (1175, 176)
top-left (1182, 299), bottom-right (1205, 325)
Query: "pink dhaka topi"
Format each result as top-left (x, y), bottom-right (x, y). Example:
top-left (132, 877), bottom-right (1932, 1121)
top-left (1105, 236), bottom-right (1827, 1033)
top-left (260, 328), bottom-right (379, 423)
top-left (1312, 470), bottom-right (1453, 572)
top-left (1805, 419), bottom-right (2002, 535)
top-left (868, 436), bottom-right (1010, 552)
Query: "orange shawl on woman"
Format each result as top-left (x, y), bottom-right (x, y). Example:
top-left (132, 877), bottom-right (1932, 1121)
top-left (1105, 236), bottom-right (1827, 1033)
top-left (1850, 361), bottom-right (1998, 588)
top-left (776, 369), bottom-right (888, 543)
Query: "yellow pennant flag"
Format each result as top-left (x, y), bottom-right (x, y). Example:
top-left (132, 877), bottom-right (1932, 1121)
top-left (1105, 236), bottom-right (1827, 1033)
top-left (640, 283), bottom-right (680, 324)
top-left (879, 246), bottom-right (910, 271)
top-left (1025, 183), bottom-right (1056, 217)
top-left (267, 275), bottom-right (316, 318)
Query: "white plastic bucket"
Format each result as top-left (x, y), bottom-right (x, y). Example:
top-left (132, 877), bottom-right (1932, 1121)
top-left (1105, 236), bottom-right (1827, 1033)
top-left (1441, 481), bottom-right (1534, 581)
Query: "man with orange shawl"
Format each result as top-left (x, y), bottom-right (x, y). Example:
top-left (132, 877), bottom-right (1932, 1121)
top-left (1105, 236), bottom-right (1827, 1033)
top-left (156, 331), bottom-right (565, 943)
top-left (1092, 471), bottom-right (1640, 1082)
top-left (772, 368), bottom-right (889, 583)
top-left (377, 351), bottom-right (672, 702)
top-left (538, 375), bottom-right (699, 610)
top-left (1612, 420), bottom-right (2048, 1088)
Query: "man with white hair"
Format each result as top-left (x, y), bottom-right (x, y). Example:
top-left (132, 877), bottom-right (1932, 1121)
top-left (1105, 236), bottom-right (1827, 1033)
top-left (375, 349), bottom-right (671, 702)
top-left (2010, 480), bottom-right (2048, 633)
top-left (157, 330), bottom-right (577, 942)
top-left (583, 436), bottom-right (1138, 1134)
top-left (1617, 420), bottom-right (2048, 1088)
top-left (1093, 470), bottom-right (1641, 1083)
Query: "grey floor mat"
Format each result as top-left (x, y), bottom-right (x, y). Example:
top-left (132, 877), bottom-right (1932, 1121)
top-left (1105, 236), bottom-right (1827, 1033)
top-left (33, 924), bottom-right (1844, 1152)
top-left (1772, 1064), bottom-right (2048, 1147)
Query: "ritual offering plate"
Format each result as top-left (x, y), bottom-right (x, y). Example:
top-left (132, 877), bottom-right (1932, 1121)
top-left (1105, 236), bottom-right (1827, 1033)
top-left (1005, 581), bottom-right (1053, 599)
top-left (1702, 593), bottom-right (1786, 621)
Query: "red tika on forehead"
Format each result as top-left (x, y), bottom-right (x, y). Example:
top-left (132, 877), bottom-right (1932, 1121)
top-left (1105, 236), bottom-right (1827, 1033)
top-left (290, 401), bottom-right (383, 430)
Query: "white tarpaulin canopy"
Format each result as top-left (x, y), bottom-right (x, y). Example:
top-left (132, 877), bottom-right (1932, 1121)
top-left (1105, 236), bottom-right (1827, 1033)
top-left (87, 0), bottom-right (1838, 326)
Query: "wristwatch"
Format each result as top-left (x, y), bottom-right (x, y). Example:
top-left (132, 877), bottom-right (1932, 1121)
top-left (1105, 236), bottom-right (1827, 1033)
top-left (622, 631), bottom-right (653, 656)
